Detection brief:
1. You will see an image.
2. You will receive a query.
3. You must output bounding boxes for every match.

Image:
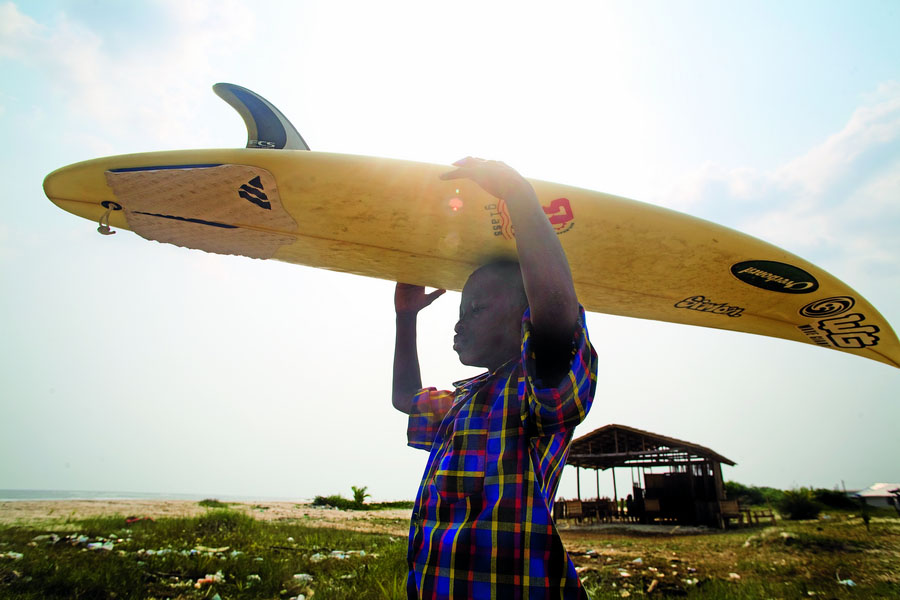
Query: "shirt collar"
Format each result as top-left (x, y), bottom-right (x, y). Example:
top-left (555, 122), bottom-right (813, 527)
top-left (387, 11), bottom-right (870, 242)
top-left (451, 357), bottom-right (518, 392)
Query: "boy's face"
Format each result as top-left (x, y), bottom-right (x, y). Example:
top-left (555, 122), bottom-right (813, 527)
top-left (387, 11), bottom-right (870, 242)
top-left (454, 268), bottom-right (524, 371)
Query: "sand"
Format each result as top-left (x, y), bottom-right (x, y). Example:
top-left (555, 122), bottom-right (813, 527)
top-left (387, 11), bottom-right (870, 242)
top-left (0, 499), bottom-right (412, 536)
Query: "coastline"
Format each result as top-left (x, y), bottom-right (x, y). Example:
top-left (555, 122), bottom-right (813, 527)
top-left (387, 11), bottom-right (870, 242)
top-left (0, 499), bottom-right (412, 536)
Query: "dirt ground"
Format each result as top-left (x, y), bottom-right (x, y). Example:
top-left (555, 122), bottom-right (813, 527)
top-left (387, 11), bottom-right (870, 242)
top-left (0, 500), bottom-right (413, 536)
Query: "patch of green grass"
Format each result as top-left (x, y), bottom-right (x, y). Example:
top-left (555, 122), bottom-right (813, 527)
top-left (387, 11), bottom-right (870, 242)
top-left (312, 494), bottom-right (359, 511)
top-left (4, 506), bottom-right (897, 599)
top-left (197, 498), bottom-right (230, 509)
top-left (370, 500), bottom-right (415, 510)
top-left (0, 508), bottom-right (408, 599)
top-left (311, 495), bottom-right (414, 511)
top-left (565, 513), bottom-right (900, 599)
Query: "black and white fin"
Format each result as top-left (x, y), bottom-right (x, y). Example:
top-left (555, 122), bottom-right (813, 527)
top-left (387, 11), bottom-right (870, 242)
top-left (213, 82), bottom-right (310, 150)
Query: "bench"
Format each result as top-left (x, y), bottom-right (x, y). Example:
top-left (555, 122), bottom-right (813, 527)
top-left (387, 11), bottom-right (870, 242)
top-left (719, 499), bottom-right (744, 528)
top-left (748, 507), bottom-right (777, 525)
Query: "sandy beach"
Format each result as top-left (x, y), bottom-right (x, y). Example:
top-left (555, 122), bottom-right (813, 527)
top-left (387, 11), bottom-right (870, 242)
top-left (0, 499), bottom-right (413, 536)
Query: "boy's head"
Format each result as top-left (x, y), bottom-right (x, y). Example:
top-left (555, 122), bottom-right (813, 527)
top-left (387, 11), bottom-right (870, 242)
top-left (454, 260), bottom-right (528, 371)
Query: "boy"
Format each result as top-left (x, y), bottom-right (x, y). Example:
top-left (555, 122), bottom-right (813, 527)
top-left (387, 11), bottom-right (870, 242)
top-left (393, 157), bottom-right (598, 599)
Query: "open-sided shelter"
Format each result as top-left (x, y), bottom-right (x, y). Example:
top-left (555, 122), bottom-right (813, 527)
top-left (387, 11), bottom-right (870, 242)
top-left (565, 424), bottom-right (736, 527)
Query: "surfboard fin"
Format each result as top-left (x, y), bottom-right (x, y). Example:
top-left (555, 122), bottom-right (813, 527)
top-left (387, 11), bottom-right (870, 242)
top-left (213, 83), bottom-right (310, 150)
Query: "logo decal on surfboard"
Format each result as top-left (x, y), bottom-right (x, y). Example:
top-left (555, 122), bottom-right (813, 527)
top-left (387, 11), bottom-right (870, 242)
top-left (238, 176), bottom-right (271, 210)
top-left (799, 297), bottom-right (855, 318)
top-left (798, 313), bottom-right (880, 349)
top-left (486, 197), bottom-right (574, 239)
top-left (731, 260), bottom-right (819, 294)
top-left (674, 295), bottom-right (744, 318)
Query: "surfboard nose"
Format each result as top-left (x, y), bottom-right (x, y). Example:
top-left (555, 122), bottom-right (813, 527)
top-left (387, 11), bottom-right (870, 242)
top-left (43, 160), bottom-right (121, 226)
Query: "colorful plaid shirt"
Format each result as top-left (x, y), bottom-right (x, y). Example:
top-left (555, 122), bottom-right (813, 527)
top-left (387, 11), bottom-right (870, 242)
top-left (406, 307), bottom-right (597, 599)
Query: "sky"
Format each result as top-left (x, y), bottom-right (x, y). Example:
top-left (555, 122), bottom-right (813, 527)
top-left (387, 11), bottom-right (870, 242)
top-left (1, 0), bottom-right (899, 502)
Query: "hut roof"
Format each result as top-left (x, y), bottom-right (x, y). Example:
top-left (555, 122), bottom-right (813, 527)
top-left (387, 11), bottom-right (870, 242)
top-left (854, 483), bottom-right (900, 498)
top-left (567, 423), bottom-right (736, 470)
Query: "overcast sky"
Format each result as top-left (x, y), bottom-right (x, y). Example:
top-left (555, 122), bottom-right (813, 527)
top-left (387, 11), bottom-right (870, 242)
top-left (1, 0), bottom-right (899, 502)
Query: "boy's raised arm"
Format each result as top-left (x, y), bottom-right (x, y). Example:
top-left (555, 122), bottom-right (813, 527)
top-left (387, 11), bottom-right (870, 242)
top-left (392, 283), bottom-right (445, 414)
top-left (440, 158), bottom-right (579, 349)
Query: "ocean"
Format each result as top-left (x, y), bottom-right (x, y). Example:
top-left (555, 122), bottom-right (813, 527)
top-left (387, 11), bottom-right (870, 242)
top-left (0, 489), bottom-right (307, 503)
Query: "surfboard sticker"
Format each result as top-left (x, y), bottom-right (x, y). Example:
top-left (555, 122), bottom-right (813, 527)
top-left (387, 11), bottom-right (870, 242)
top-left (674, 295), bottom-right (746, 318)
top-left (105, 164), bottom-right (297, 259)
top-left (730, 260), bottom-right (819, 294)
top-left (796, 296), bottom-right (881, 350)
top-left (488, 197), bottom-right (575, 239)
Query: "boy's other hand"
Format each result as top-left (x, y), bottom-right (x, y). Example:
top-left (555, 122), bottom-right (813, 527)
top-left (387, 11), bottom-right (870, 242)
top-left (395, 283), bottom-right (446, 315)
top-left (440, 156), bottom-right (534, 202)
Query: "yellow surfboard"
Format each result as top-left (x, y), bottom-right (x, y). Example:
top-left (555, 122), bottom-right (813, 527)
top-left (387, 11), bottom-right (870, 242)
top-left (43, 84), bottom-right (899, 369)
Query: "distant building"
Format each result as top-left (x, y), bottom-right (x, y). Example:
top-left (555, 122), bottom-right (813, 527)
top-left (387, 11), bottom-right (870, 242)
top-left (853, 483), bottom-right (900, 508)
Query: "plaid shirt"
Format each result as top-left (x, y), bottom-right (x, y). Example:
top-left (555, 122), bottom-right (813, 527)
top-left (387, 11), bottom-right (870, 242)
top-left (406, 308), bottom-right (597, 599)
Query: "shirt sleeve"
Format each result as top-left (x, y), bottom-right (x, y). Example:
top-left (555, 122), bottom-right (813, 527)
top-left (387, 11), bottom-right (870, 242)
top-left (407, 387), bottom-right (455, 451)
top-left (520, 306), bottom-right (597, 436)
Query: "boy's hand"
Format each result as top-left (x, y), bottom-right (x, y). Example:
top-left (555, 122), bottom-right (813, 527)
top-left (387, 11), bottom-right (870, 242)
top-left (395, 283), bottom-right (446, 315)
top-left (440, 157), bottom-right (534, 202)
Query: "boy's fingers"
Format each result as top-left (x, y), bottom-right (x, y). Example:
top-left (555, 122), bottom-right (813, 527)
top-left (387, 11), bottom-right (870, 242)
top-left (441, 156), bottom-right (484, 180)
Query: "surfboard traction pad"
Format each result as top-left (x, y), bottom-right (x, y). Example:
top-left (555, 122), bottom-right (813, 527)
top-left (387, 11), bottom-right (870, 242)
top-left (105, 165), bottom-right (297, 259)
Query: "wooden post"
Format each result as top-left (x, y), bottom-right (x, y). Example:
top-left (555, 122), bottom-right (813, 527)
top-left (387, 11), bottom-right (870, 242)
top-left (612, 468), bottom-right (618, 503)
top-left (576, 467), bottom-right (581, 500)
top-left (596, 469), bottom-right (600, 500)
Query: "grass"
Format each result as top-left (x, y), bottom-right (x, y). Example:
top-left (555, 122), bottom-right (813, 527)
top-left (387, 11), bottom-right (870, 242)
top-left (1, 507), bottom-right (897, 598)
top-left (312, 495), bottom-right (414, 511)
top-left (197, 498), bottom-right (231, 509)
top-left (565, 508), bottom-right (900, 599)
top-left (0, 509), bottom-right (408, 599)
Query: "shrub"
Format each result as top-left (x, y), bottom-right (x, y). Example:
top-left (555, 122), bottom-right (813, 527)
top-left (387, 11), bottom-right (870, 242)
top-left (757, 486), bottom-right (786, 506)
top-left (725, 481), bottom-right (765, 505)
top-left (725, 481), bottom-right (784, 506)
top-left (198, 498), bottom-right (229, 508)
top-left (778, 488), bottom-right (822, 520)
top-left (351, 485), bottom-right (372, 508)
top-left (812, 488), bottom-right (857, 510)
top-left (196, 509), bottom-right (256, 536)
top-left (312, 494), bottom-right (358, 511)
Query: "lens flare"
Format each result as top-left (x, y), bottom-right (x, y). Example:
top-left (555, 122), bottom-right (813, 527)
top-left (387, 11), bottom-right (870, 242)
top-left (448, 197), bottom-right (463, 212)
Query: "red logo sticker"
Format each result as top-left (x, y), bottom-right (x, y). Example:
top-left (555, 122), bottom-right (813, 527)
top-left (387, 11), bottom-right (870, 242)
top-left (484, 197), bottom-right (574, 240)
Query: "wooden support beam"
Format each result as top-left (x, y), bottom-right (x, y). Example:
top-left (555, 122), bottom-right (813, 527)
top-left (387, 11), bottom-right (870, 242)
top-left (576, 467), bottom-right (581, 500)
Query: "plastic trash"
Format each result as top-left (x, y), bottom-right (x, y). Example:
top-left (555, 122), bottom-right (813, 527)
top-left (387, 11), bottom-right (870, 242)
top-left (728, 572), bottom-right (741, 580)
top-left (632, 557), bottom-right (643, 565)
top-left (31, 534), bottom-right (60, 544)
top-left (86, 541), bottom-right (115, 551)
top-left (195, 545), bottom-right (230, 554)
top-left (838, 579), bottom-right (856, 587)
top-left (293, 573), bottom-right (314, 584)
top-left (0, 552), bottom-right (24, 561)
top-left (194, 570), bottom-right (225, 588)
